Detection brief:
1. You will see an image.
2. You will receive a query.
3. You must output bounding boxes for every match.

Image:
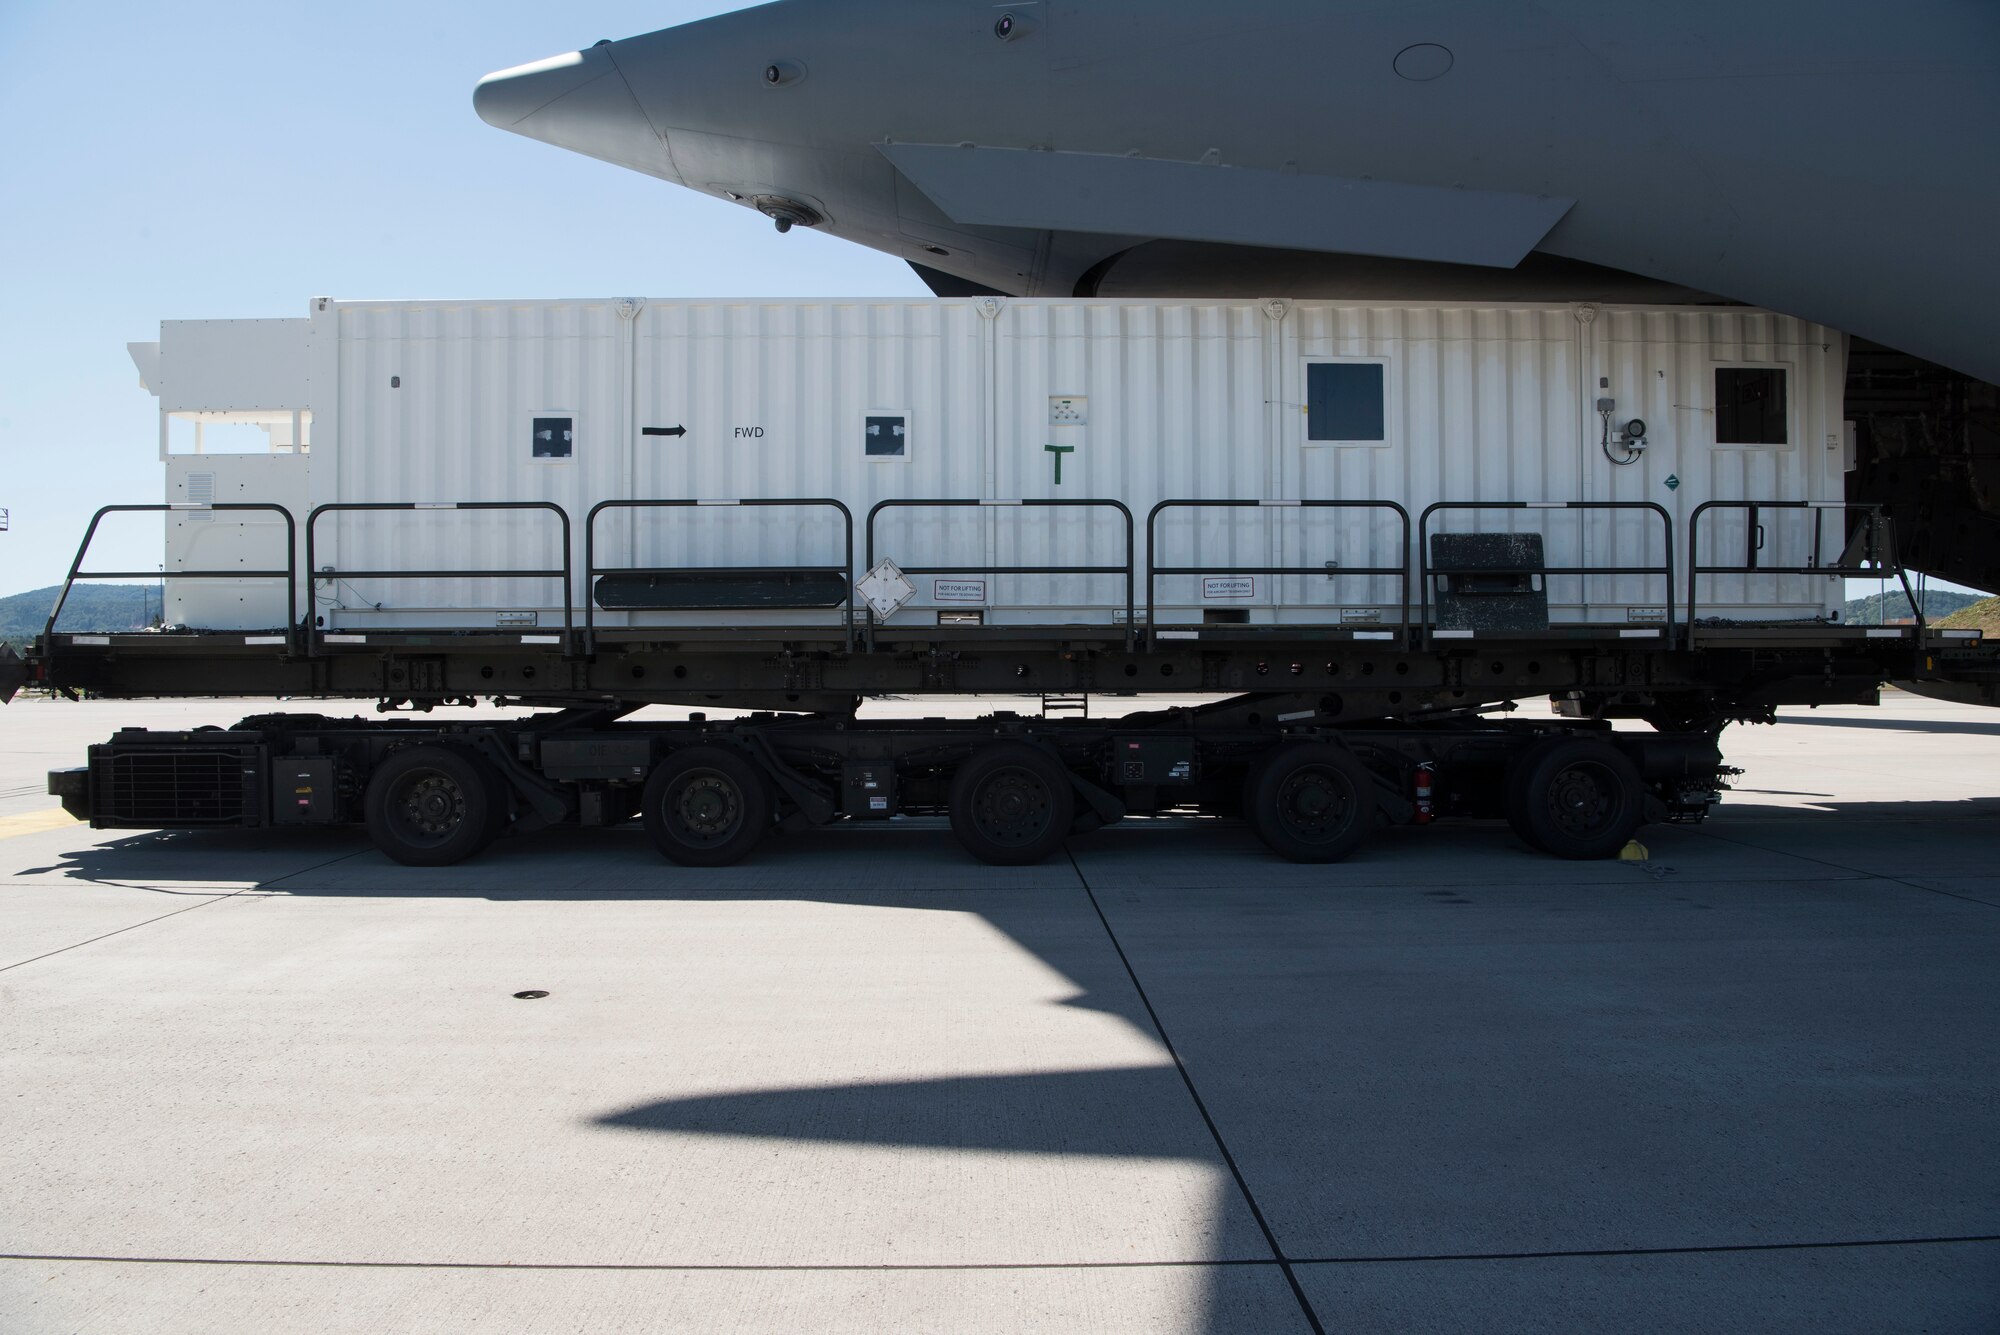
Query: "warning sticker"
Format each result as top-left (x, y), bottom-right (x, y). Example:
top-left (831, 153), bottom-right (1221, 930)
top-left (1201, 576), bottom-right (1256, 600)
top-left (933, 579), bottom-right (988, 603)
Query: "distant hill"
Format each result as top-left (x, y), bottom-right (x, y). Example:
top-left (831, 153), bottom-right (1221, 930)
top-left (1842, 588), bottom-right (1981, 625)
top-left (1935, 596), bottom-right (2000, 635)
top-left (0, 584), bottom-right (159, 640)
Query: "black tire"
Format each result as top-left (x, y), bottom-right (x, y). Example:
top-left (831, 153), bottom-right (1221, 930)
top-left (364, 745), bottom-right (505, 867)
top-left (948, 743), bottom-right (1076, 865)
top-left (1244, 742), bottom-right (1378, 864)
top-left (641, 746), bottom-right (774, 866)
top-left (1510, 736), bottom-right (1645, 860)
top-left (1502, 738), bottom-right (1561, 853)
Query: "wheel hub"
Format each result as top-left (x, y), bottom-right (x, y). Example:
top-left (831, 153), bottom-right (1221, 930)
top-left (973, 770), bottom-right (1051, 845)
top-left (673, 774), bottom-right (740, 841)
top-left (1277, 769), bottom-right (1347, 837)
top-left (1547, 764), bottom-right (1613, 834)
top-left (399, 774), bottom-right (465, 839)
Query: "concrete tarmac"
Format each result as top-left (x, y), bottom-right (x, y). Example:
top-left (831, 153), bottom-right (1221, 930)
top-left (1, 693), bottom-right (1996, 1332)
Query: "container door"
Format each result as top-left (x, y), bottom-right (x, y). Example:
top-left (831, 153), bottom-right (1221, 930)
top-left (1595, 311), bottom-right (1843, 629)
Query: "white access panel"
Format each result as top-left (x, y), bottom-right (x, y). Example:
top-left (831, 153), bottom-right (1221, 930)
top-left (164, 453), bottom-right (309, 629)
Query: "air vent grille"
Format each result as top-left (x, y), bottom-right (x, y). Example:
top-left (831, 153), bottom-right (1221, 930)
top-left (184, 471), bottom-right (216, 522)
top-left (92, 750), bottom-right (251, 825)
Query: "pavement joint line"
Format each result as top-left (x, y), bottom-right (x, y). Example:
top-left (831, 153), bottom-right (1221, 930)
top-left (0, 846), bottom-right (372, 975)
top-left (1066, 845), bottom-right (1329, 1335)
top-left (255, 847), bottom-right (375, 891)
top-left (7, 1234), bottom-right (1990, 1275)
top-left (0, 893), bottom-right (246, 975)
top-left (1690, 828), bottom-right (2000, 910)
top-left (0, 1253), bottom-right (1283, 1272)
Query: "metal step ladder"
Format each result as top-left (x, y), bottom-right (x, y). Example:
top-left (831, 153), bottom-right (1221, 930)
top-left (1040, 693), bottom-right (1089, 718)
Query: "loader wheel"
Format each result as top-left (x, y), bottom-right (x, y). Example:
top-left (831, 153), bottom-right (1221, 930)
top-left (1244, 742), bottom-right (1378, 864)
top-left (949, 743), bottom-right (1075, 865)
top-left (365, 745), bottom-right (506, 867)
top-left (1508, 736), bottom-right (1644, 860)
top-left (642, 746), bottom-right (773, 867)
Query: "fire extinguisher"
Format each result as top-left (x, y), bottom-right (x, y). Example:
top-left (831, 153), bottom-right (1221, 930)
top-left (1412, 762), bottom-right (1436, 824)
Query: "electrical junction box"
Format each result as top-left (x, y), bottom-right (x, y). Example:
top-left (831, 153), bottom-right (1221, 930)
top-left (539, 737), bottom-right (653, 781)
top-left (842, 762), bottom-right (896, 818)
top-left (1112, 736), bottom-right (1195, 785)
top-left (271, 756), bottom-right (336, 825)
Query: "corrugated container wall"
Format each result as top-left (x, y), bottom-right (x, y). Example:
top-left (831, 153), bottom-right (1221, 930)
top-left (159, 297), bottom-right (1850, 632)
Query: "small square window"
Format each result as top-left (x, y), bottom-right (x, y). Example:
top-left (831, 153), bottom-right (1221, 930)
top-left (532, 415), bottom-right (574, 459)
top-left (1715, 368), bottom-right (1787, 445)
top-left (865, 413), bottom-right (907, 459)
top-left (1306, 362), bottom-right (1386, 443)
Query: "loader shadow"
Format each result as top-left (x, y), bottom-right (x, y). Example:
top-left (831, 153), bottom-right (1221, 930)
top-left (11, 827), bottom-right (371, 893)
top-left (15, 794), bottom-right (2000, 895)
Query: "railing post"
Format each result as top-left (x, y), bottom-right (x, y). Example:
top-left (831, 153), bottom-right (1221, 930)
top-left (43, 507), bottom-right (117, 644)
top-left (45, 503), bottom-right (299, 649)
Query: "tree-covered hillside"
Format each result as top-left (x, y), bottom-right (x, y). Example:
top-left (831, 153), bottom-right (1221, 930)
top-left (0, 584), bottom-right (159, 640)
top-left (1934, 596), bottom-right (2000, 635)
top-left (1841, 588), bottom-right (1980, 625)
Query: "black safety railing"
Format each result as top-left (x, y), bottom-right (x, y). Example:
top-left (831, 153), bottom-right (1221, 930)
top-left (1144, 499), bottom-right (1413, 650)
top-left (44, 503), bottom-right (299, 650)
top-left (1417, 501), bottom-right (1676, 643)
top-left (305, 501), bottom-right (574, 655)
top-left (1686, 501), bottom-right (1917, 647)
top-left (864, 499), bottom-right (1136, 647)
top-left (50, 492), bottom-right (1930, 664)
top-left (583, 498), bottom-right (857, 652)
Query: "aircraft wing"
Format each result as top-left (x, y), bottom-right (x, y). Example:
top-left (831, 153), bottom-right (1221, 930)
top-left (879, 144), bottom-right (1575, 270)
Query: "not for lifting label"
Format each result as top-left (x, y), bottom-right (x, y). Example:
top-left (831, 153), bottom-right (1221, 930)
top-left (933, 579), bottom-right (988, 603)
top-left (1201, 576), bottom-right (1256, 600)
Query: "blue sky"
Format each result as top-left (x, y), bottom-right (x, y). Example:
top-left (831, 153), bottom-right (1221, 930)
top-left (0, 2), bottom-right (921, 593)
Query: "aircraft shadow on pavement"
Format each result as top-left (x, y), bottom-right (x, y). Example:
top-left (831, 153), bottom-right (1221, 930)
top-left (593, 1066), bottom-right (1288, 1321)
top-left (1773, 713), bottom-right (2000, 737)
top-left (1712, 796), bottom-right (2000, 821)
top-left (11, 812), bottom-right (1999, 1330)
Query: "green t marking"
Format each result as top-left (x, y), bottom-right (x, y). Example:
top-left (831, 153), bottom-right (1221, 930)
top-left (1044, 442), bottom-right (1075, 484)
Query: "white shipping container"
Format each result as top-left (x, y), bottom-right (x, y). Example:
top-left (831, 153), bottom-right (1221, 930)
top-left (136, 297), bottom-right (1853, 635)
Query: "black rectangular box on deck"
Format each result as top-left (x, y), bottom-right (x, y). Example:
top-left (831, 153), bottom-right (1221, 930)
top-left (594, 568), bottom-right (849, 611)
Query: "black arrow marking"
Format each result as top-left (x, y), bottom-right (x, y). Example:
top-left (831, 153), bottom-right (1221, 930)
top-left (642, 425), bottom-right (688, 438)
